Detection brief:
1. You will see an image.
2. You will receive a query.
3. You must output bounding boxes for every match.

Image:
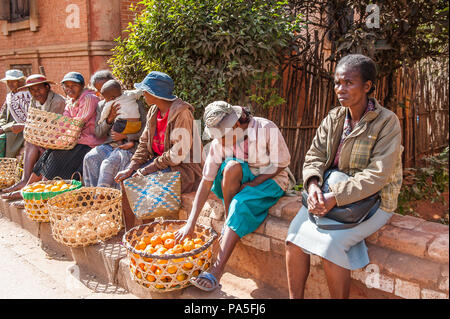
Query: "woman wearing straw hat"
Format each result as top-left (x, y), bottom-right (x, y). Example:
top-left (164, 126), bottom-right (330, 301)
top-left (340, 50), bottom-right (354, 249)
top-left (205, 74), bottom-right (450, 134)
top-left (174, 101), bottom-right (293, 291)
top-left (1, 74), bottom-right (66, 202)
top-left (23, 72), bottom-right (104, 186)
top-left (114, 71), bottom-right (203, 229)
top-left (0, 69), bottom-right (32, 160)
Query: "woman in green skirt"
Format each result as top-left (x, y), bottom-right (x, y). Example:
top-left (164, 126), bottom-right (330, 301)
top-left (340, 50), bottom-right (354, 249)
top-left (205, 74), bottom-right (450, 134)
top-left (175, 101), bottom-right (293, 291)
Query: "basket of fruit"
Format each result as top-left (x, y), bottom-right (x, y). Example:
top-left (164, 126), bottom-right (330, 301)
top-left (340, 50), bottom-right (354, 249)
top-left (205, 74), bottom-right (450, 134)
top-left (24, 107), bottom-right (83, 150)
top-left (0, 158), bottom-right (18, 190)
top-left (122, 219), bottom-right (218, 292)
top-left (47, 187), bottom-right (123, 247)
top-left (21, 179), bottom-right (82, 222)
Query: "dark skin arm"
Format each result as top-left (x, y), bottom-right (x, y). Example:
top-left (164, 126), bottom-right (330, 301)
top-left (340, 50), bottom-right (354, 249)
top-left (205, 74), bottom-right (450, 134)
top-left (306, 177), bottom-right (337, 216)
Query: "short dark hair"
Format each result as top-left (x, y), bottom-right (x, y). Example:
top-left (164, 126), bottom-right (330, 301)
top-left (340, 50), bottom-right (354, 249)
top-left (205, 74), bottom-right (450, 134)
top-left (336, 54), bottom-right (377, 94)
top-left (100, 79), bottom-right (122, 95)
top-left (238, 106), bottom-right (252, 124)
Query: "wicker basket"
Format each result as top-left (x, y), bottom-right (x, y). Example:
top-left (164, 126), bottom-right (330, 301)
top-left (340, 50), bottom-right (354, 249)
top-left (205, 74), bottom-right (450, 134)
top-left (122, 219), bottom-right (218, 292)
top-left (24, 107), bottom-right (83, 150)
top-left (47, 187), bottom-right (123, 247)
top-left (22, 179), bottom-right (82, 222)
top-left (0, 158), bottom-right (18, 189)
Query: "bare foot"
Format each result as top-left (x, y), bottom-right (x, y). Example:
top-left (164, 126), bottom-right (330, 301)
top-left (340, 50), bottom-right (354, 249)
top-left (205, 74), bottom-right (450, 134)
top-left (1, 190), bottom-right (23, 200)
top-left (2, 180), bottom-right (27, 193)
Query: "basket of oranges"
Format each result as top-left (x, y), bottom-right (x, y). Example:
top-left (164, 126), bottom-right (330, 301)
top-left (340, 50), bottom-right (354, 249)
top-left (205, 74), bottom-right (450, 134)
top-left (0, 158), bottom-right (18, 190)
top-left (122, 219), bottom-right (218, 292)
top-left (47, 187), bottom-right (123, 247)
top-left (21, 179), bottom-right (82, 222)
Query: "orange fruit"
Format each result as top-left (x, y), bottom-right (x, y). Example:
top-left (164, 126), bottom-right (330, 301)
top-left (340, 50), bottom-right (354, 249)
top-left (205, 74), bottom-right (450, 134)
top-left (167, 265), bottom-right (177, 274)
top-left (164, 238), bottom-right (175, 249)
top-left (197, 259), bottom-right (204, 267)
top-left (155, 284), bottom-right (164, 289)
top-left (130, 258), bottom-right (136, 266)
top-left (192, 270), bottom-right (200, 277)
top-left (135, 270), bottom-right (142, 279)
top-left (135, 241), bottom-right (147, 251)
top-left (193, 238), bottom-right (203, 245)
top-left (155, 268), bottom-right (163, 276)
top-left (204, 262), bottom-right (210, 270)
top-left (183, 240), bottom-right (194, 252)
top-left (146, 274), bottom-right (156, 282)
top-left (173, 244), bottom-right (183, 254)
top-left (60, 184), bottom-right (69, 190)
top-left (142, 236), bottom-right (152, 245)
top-left (183, 259), bottom-right (194, 270)
top-left (150, 265), bottom-right (158, 273)
top-left (150, 235), bottom-right (162, 247)
top-left (176, 274), bottom-right (187, 282)
top-left (138, 263), bottom-right (146, 271)
top-left (161, 231), bottom-right (175, 242)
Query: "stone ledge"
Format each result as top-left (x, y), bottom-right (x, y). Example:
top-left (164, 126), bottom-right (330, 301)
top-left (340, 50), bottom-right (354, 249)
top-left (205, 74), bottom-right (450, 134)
top-left (180, 192), bottom-right (450, 299)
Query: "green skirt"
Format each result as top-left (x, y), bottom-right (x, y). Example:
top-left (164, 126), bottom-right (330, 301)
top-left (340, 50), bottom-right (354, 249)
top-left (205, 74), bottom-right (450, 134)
top-left (0, 134), bottom-right (5, 157)
top-left (211, 157), bottom-right (285, 238)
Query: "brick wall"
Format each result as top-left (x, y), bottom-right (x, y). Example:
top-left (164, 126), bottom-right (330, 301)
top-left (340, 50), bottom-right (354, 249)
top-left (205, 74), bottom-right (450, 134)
top-left (120, 0), bottom-right (144, 35)
top-left (0, 0), bottom-right (141, 104)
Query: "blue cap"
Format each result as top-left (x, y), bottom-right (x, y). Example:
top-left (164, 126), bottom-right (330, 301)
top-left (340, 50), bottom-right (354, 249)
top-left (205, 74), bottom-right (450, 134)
top-left (61, 72), bottom-right (85, 86)
top-left (134, 71), bottom-right (176, 101)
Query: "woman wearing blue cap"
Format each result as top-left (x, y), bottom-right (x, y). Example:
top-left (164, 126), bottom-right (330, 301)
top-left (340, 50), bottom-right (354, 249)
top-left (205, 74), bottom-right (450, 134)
top-left (28, 72), bottom-right (104, 184)
top-left (114, 71), bottom-right (203, 229)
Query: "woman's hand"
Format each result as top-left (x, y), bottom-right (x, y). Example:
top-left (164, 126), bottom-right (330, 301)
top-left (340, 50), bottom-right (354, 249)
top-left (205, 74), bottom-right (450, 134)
top-left (114, 168), bottom-right (134, 183)
top-left (307, 180), bottom-right (327, 216)
top-left (174, 222), bottom-right (195, 243)
top-left (106, 102), bottom-right (121, 125)
top-left (111, 130), bottom-right (127, 142)
top-left (118, 141), bottom-right (135, 150)
top-left (132, 162), bottom-right (157, 177)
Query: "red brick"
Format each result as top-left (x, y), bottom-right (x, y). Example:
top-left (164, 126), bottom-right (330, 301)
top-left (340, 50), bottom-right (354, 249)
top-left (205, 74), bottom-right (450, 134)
top-left (427, 234), bottom-right (449, 263)
top-left (377, 225), bottom-right (435, 258)
top-left (388, 213), bottom-right (424, 230)
top-left (414, 221), bottom-right (449, 236)
top-left (281, 200), bottom-right (302, 221)
top-left (384, 251), bottom-right (441, 286)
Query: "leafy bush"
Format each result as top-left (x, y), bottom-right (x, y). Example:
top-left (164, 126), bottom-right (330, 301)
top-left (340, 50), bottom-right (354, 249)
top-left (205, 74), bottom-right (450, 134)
top-left (397, 147), bottom-right (449, 224)
top-left (109, 0), bottom-right (302, 117)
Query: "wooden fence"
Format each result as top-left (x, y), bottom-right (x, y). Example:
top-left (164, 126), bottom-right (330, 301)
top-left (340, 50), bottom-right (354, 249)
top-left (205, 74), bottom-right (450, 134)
top-left (253, 56), bottom-right (449, 183)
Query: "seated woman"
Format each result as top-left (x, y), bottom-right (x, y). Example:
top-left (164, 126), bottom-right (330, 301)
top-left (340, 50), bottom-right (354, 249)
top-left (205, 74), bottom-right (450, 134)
top-left (2, 74), bottom-right (66, 201)
top-left (83, 70), bottom-right (147, 189)
top-left (285, 54), bottom-right (403, 299)
top-left (114, 71), bottom-right (203, 229)
top-left (0, 70), bottom-right (31, 161)
top-left (12, 72), bottom-right (104, 207)
top-left (174, 101), bottom-right (292, 291)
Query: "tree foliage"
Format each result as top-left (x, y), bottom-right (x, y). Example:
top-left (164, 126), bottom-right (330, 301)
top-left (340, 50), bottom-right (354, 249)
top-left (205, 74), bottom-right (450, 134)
top-left (109, 0), bottom-right (302, 116)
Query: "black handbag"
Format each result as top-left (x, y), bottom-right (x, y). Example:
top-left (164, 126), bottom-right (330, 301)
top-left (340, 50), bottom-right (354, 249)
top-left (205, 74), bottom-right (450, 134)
top-left (302, 170), bottom-right (381, 230)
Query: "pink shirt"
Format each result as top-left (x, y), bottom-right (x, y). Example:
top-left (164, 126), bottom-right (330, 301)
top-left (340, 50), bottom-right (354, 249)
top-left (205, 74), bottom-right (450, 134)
top-left (202, 117), bottom-right (291, 191)
top-left (63, 89), bottom-right (105, 148)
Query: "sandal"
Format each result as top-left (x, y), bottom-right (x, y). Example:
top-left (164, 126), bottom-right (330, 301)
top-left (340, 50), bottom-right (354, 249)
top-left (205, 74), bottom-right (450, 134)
top-left (189, 271), bottom-right (221, 292)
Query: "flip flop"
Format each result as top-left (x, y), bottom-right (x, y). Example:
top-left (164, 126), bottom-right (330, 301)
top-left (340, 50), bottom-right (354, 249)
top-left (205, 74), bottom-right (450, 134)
top-left (11, 200), bottom-right (25, 209)
top-left (189, 271), bottom-right (221, 292)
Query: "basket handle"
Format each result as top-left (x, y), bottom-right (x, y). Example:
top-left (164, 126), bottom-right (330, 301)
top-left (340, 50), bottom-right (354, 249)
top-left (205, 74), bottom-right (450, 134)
top-left (70, 171), bottom-right (83, 184)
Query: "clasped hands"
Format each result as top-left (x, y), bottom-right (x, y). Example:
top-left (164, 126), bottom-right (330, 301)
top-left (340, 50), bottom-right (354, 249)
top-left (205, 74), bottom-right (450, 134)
top-left (306, 179), bottom-right (337, 217)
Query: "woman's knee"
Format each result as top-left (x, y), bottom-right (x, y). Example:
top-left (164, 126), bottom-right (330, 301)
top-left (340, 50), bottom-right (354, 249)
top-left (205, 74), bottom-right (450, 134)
top-left (222, 161), bottom-right (243, 182)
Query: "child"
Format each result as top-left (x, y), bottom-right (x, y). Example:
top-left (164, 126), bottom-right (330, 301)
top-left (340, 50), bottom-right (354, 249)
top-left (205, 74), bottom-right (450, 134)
top-left (98, 79), bottom-right (143, 137)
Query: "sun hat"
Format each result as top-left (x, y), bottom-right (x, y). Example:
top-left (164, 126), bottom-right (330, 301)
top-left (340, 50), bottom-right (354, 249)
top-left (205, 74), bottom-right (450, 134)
top-left (1, 69), bottom-right (25, 82)
top-left (203, 101), bottom-right (243, 139)
top-left (61, 72), bottom-right (85, 86)
top-left (134, 71), bottom-right (177, 101)
top-left (19, 74), bottom-right (55, 89)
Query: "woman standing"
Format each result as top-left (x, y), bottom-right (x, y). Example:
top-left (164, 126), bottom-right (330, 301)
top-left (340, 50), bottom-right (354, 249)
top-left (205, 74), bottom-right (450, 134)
top-left (285, 54), bottom-right (403, 299)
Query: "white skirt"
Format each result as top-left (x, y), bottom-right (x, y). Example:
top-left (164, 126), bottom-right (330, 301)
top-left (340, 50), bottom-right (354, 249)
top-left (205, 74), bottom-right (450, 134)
top-left (286, 206), bottom-right (392, 270)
